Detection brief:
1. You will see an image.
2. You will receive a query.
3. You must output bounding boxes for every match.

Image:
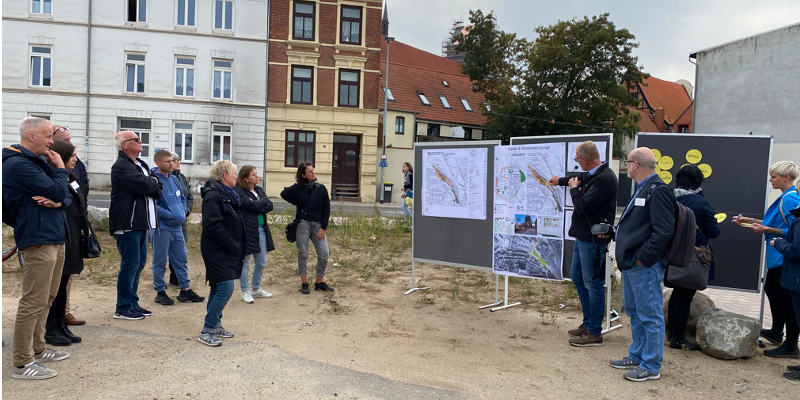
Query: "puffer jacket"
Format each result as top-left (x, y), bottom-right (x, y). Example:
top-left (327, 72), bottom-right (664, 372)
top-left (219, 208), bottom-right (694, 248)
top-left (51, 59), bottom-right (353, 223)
top-left (233, 185), bottom-right (275, 255)
top-left (200, 179), bottom-right (246, 285)
top-left (151, 167), bottom-right (186, 231)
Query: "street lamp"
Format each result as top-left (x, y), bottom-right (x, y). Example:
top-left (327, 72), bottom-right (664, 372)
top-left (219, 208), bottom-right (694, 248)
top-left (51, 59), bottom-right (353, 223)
top-left (379, 3), bottom-right (392, 204)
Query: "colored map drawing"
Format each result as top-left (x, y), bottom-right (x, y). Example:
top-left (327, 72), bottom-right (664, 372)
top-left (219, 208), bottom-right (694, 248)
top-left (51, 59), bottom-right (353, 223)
top-left (528, 165), bottom-right (563, 212)
top-left (432, 165), bottom-right (459, 203)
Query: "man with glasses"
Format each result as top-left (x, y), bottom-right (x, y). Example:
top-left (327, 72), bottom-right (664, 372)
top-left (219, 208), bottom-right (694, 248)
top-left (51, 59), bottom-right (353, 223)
top-left (167, 152), bottom-right (193, 288)
top-left (109, 131), bottom-right (162, 320)
top-left (549, 141), bottom-right (618, 347)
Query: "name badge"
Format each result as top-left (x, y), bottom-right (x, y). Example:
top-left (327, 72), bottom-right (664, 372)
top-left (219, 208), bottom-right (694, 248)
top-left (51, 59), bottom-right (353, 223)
top-left (176, 190), bottom-right (181, 196)
top-left (634, 198), bottom-right (646, 206)
top-left (70, 181), bottom-right (80, 191)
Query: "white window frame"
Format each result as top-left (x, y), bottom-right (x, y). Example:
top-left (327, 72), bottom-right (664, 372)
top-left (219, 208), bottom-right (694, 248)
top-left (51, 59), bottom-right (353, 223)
top-left (212, 59), bottom-right (233, 100)
top-left (418, 92), bottom-right (430, 106)
top-left (127, 0), bottom-right (148, 23)
top-left (438, 95), bottom-right (451, 109)
top-left (382, 86), bottom-right (395, 101)
top-left (125, 53), bottom-right (146, 93)
top-left (30, 46), bottom-right (53, 88)
top-left (211, 124), bottom-right (233, 162)
top-left (176, 0), bottom-right (196, 27)
top-left (460, 98), bottom-right (473, 112)
top-left (213, 0), bottom-right (234, 31)
top-left (29, 113), bottom-right (52, 121)
top-left (174, 57), bottom-right (195, 97)
top-left (119, 119), bottom-right (152, 162)
top-left (31, 0), bottom-right (53, 15)
top-left (173, 121), bottom-right (194, 163)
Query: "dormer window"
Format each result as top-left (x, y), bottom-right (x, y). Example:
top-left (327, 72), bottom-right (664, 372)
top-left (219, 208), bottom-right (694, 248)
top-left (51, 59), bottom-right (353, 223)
top-left (418, 92), bottom-right (430, 106)
top-left (460, 98), bottom-right (472, 112)
top-left (439, 95), bottom-right (451, 109)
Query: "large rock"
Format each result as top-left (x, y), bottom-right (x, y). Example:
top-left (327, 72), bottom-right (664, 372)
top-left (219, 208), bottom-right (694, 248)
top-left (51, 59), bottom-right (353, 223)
top-left (87, 206), bottom-right (109, 231)
top-left (662, 289), bottom-right (715, 333)
top-left (696, 309), bottom-right (760, 359)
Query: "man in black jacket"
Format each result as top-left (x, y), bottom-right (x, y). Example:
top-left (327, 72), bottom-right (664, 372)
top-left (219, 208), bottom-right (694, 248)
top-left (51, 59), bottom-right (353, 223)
top-left (109, 131), bottom-right (162, 321)
top-left (603, 147), bottom-right (674, 382)
top-left (549, 141), bottom-right (617, 347)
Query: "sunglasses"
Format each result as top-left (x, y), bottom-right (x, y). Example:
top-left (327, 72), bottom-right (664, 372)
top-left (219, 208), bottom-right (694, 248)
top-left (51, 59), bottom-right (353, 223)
top-left (123, 137), bottom-right (142, 144)
top-left (52, 126), bottom-right (70, 135)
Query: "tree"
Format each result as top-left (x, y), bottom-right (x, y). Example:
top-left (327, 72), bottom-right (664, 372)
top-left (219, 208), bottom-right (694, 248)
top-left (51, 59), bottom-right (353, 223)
top-left (455, 11), bottom-right (648, 157)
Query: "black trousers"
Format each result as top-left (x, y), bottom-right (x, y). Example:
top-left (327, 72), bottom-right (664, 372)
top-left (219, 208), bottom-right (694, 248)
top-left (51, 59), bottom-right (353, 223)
top-left (46, 274), bottom-right (71, 324)
top-left (765, 266), bottom-right (800, 349)
top-left (668, 286), bottom-right (696, 341)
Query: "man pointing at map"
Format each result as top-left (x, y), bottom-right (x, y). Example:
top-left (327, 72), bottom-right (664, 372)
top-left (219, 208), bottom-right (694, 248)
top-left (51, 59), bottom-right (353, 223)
top-left (549, 141), bottom-right (618, 347)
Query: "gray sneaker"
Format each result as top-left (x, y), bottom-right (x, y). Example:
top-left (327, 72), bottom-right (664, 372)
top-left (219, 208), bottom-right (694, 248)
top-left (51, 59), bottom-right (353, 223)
top-left (624, 366), bottom-right (660, 381)
top-left (11, 362), bottom-right (58, 380)
top-left (198, 332), bottom-right (222, 347)
top-left (609, 356), bottom-right (640, 370)
top-left (215, 326), bottom-right (234, 338)
top-left (34, 347), bottom-right (70, 362)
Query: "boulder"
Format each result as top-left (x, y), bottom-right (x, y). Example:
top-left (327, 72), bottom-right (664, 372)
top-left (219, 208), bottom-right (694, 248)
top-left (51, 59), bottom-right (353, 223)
top-left (662, 289), bottom-right (715, 333)
top-left (696, 309), bottom-right (760, 359)
top-left (87, 206), bottom-right (109, 231)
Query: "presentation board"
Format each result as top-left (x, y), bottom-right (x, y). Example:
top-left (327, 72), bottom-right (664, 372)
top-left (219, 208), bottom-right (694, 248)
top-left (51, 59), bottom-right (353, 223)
top-left (636, 133), bottom-right (773, 292)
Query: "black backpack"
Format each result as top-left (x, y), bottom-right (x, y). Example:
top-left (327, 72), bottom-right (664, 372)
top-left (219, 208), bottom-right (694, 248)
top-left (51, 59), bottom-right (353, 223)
top-left (647, 183), bottom-right (697, 269)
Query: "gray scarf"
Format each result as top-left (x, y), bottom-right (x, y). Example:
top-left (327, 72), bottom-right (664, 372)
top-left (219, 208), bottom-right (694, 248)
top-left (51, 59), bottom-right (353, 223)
top-left (674, 187), bottom-right (702, 198)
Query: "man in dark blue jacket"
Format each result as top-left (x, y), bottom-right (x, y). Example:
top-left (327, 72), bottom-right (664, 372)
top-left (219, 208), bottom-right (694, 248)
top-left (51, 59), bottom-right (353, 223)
top-left (603, 147), bottom-right (674, 382)
top-left (3, 117), bottom-right (72, 380)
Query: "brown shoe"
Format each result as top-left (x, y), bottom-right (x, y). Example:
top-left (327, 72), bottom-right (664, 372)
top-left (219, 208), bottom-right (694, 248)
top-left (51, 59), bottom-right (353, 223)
top-left (568, 324), bottom-right (587, 338)
top-left (569, 332), bottom-right (604, 347)
top-left (65, 313), bottom-right (86, 326)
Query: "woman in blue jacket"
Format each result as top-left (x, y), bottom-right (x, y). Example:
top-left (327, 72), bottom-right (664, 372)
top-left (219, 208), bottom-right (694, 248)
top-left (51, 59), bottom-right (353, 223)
top-left (770, 193), bottom-right (800, 380)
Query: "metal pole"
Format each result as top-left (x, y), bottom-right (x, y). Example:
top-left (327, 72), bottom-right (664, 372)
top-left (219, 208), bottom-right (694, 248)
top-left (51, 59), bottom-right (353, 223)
top-left (262, 0), bottom-right (270, 190)
top-left (84, 0), bottom-right (92, 166)
top-left (379, 37), bottom-right (393, 203)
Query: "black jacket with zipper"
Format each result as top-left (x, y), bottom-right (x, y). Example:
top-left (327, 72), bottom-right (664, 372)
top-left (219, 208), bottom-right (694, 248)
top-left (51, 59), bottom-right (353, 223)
top-left (234, 185), bottom-right (275, 255)
top-left (557, 163), bottom-right (618, 244)
top-left (280, 182), bottom-right (331, 230)
top-left (109, 151), bottom-right (162, 234)
top-left (201, 179), bottom-right (246, 285)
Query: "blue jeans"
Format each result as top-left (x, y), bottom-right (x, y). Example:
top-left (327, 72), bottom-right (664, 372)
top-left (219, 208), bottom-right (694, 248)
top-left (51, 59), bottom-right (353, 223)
top-left (571, 239), bottom-right (606, 336)
top-left (115, 230), bottom-right (147, 313)
top-left (203, 280), bottom-right (234, 332)
top-left (240, 226), bottom-right (268, 291)
top-left (401, 196), bottom-right (412, 219)
top-left (151, 229), bottom-right (190, 292)
top-left (622, 262), bottom-right (666, 375)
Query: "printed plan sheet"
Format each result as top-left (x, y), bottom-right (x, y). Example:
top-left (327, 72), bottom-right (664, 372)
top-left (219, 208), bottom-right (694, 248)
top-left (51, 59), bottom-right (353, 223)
top-left (421, 148), bottom-right (488, 220)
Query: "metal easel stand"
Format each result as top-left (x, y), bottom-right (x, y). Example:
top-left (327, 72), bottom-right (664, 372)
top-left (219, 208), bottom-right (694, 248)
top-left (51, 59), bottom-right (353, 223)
top-left (602, 253), bottom-right (623, 334)
top-left (478, 274), bottom-right (503, 309)
top-left (404, 260), bottom-right (429, 295)
top-left (484, 275), bottom-right (521, 312)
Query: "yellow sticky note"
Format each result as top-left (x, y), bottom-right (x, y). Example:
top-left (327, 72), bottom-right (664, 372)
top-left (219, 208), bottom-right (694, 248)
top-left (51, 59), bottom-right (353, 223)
top-left (715, 213), bottom-right (727, 223)
top-left (686, 149), bottom-right (703, 164)
top-left (658, 156), bottom-right (674, 170)
top-left (698, 163), bottom-right (712, 178)
top-left (652, 149), bottom-right (662, 161)
top-left (658, 171), bottom-right (673, 184)
top-left (655, 166), bottom-right (661, 173)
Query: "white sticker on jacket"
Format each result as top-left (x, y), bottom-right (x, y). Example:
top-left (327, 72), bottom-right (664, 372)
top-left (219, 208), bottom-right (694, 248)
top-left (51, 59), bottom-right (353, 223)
top-left (70, 181), bottom-right (80, 191)
top-left (176, 190), bottom-right (181, 196)
top-left (635, 198), bottom-right (646, 206)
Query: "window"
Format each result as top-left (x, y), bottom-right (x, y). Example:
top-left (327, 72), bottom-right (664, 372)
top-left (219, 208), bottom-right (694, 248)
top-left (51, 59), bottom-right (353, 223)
top-left (427, 124), bottom-right (440, 137)
top-left (30, 46), bottom-right (52, 88)
top-left (418, 92), bottom-right (430, 106)
top-left (174, 122), bottom-right (194, 162)
top-left (442, 81), bottom-right (448, 87)
top-left (285, 130), bottom-right (315, 167)
top-left (29, 113), bottom-right (51, 120)
top-left (460, 98), bottom-right (472, 112)
top-left (119, 119), bottom-right (152, 160)
top-left (176, 0), bottom-right (196, 27)
top-left (482, 101), bottom-right (491, 112)
top-left (439, 95), bottom-right (451, 109)
top-left (212, 60), bottom-right (232, 100)
top-left (338, 69), bottom-right (359, 107)
top-left (214, 0), bottom-right (233, 30)
top-left (679, 125), bottom-right (689, 133)
top-left (464, 127), bottom-right (474, 140)
top-left (292, 1), bottom-right (315, 41)
top-left (291, 66), bottom-right (313, 104)
top-left (340, 6), bottom-right (362, 45)
top-left (175, 57), bottom-right (195, 97)
top-left (127, 0), bottom-right (147, 23)
top-left (125, 53), bottom-right (146, 93)
top-left (211, 124), bottom-right (232, 162)
top-left (32, 0), bottom-right (52, 15)
top-left (395, 116), bottom-right (405, 134)
top-left (382, 87), bottom-right (395, 101)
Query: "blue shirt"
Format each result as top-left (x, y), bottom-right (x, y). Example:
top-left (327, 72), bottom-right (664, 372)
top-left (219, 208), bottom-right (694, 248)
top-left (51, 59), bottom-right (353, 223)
top-left (620, 172), bottom-right (658, 223)
top-left (763, 187), bottom-right (800, 269)
top-left (588, 162), bottom-right (605, 176)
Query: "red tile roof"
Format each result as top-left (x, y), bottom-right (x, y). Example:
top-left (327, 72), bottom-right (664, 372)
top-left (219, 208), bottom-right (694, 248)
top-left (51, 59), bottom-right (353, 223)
top-left (633, 108), bottom-right (660, 132)
top-left (380, 40), bottom-right (464, 75)
top-left (638, 76), bottom-right (692, 125)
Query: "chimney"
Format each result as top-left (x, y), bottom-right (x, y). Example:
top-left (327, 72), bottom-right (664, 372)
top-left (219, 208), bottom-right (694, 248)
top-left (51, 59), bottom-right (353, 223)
top-left (654, 109), bottom-right (665, 132)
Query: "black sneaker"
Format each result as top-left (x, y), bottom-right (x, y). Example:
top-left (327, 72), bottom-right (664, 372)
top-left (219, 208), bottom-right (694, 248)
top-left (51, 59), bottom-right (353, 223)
top-left (670, 338), bottom-right (701, 351)
top-left (177, 289), bottom-right (205, 302)
top-left (788, 365), bottom-right (800, 372)
top-left (154, 291), bottom-right (175, 306)
top-left (136, 306), bottom-right (152, 316)
top-left (764, 344), bottom-right (800, 359)
top-left (784, 371), bottom-right (800, 381)
top-left (314, 282), bottom-right (334, 292)
top-left (300, 283), bottom-right (311, 294)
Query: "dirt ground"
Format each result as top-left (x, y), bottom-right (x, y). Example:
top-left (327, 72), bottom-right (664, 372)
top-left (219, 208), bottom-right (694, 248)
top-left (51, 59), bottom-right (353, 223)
top-left (2, 213), bottom-right (798, 399)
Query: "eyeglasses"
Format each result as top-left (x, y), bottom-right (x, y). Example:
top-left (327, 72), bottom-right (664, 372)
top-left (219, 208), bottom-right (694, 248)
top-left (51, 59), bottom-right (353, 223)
top-left (573, 156), bottom-right (585, 162)
top-left (52, 126), bottom-right (70, 135)
top-left (625, 160), bottom-right (639, 166)
top-left (123, 137), bottom-right (142, 144)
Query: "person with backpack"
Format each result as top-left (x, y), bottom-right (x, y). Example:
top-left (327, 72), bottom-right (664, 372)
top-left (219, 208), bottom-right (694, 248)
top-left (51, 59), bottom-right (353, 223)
top-left (736, 161), bottom-right (800, 358)
top-left (664, 165), bottom-right (720, 351)
top-left (401, 162), bottom-right (413, 220)
top-left (599, 147), bottom-right (675, 382)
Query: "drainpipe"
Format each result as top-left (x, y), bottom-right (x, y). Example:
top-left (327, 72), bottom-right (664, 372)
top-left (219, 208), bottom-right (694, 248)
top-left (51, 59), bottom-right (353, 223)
top-left (262, 0), bottom-right (270, 190)
top-left (84, 0), bottom-right (93, 168)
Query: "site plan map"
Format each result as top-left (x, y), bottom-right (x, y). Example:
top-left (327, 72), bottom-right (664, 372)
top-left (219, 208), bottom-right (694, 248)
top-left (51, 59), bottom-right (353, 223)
top-left (421, 148), bottom-right (488, 220)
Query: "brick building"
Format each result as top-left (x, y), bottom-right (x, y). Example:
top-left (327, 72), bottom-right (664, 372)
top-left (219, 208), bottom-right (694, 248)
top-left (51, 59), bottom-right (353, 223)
top-left (628, 76), bottom-right (694, 133)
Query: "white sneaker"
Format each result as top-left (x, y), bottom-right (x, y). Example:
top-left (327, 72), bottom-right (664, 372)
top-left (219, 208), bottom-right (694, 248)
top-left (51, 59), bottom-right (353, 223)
top-left (241, 290), bottom-right (254, 304)
top-left (251, 288), bottom-right (273, 298)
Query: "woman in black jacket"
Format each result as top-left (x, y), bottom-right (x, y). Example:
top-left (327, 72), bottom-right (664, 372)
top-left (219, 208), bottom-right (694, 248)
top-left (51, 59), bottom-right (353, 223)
top-left (44, 140), bottom-right (86, 346)
top-left (234, 165), bottom-right (275, 303)
top-left (280, 163), bottom-right (333, 294)
top-left (665, 165), bottom-right (721, 350)
top-left (198, 160), bottom-right (245, 347)
top-left (401, 162), bottom-right (413, 220)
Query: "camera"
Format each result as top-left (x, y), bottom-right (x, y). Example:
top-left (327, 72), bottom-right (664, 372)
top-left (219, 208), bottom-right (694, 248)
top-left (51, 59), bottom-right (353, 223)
top-left (591, 223), bottom-right (613, 235)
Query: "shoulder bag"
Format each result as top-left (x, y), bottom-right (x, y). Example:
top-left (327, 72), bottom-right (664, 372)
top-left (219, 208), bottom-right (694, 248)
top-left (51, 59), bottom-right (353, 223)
top-left (285, 184), bottom-right (319, 243)
top-left (81, 214), bottom-right (101, 259)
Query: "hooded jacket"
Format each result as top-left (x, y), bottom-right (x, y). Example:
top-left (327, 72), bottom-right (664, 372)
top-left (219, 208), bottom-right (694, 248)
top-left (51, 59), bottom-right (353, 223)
top-left (109, 151), bottom-right (162, 233)
top-left (201, 179), bottom-right (246, 284)
top-left (777, 208), bottom-right (800, 293)
top-left (2, 144), bottom-right (72, 250)
top-left (151, 167), bottom-right (187, 231)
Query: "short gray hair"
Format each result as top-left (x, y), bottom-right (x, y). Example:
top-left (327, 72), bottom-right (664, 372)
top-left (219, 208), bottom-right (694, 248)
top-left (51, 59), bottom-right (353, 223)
top-left (770, 161), bottom-right (800, 180)
top-left (630, 148), bottom-right (657, 170)
top-left (19, 117), bottom-right (50, 136)
top-left (209, 160), bottom-right (236, 181)
top-left (576, 141), bottom-right (601, 161)
top-left (171, 151), bottom-right (180, 161)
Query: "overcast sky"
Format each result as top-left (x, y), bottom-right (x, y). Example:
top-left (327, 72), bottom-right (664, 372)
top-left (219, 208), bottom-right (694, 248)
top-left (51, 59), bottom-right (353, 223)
top-left (384, 0), bottom-right (800, 87)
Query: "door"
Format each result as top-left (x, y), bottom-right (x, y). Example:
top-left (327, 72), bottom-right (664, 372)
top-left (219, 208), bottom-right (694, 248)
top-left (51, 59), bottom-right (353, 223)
top-left (332, 135), bottom-right (360, 199)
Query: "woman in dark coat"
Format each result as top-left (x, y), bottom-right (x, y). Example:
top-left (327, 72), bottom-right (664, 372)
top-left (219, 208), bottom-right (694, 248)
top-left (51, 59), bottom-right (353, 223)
top-left (198, 160), bottom-right (245, 347)
top-left (234, 165), bottom-right (275, 303)
top-left (44, 140), bottom-right (86, 346)
top-left (665, 165), bottom-right (720, 351)
top-left (771, 193), bottom-right (800, 380)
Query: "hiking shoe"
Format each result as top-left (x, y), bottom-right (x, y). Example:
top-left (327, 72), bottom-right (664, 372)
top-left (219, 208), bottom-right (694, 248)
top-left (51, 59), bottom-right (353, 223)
top-left (114, 310), bottom-right (145, 320)
top-left (764, 344), bottom-right (800, 359)
top-left (300, 283), bottom-right (311, 295)
top-left (624, 367), bottom-right (660, 382)
top-left (251, 288), bottom-right (273, 298)
top-left (155, 291), bottom-right (175, 306)
top-left (569, 332), bottom-right (603, 347)
top-left (568, 324), bottom-right (587, 338)
top-left (215, 326), bottom-right (234, 338)
top-left (670, 338), bottom-right (701, 351)
top-left (241, 290), bottom-right (254, 303)
top-left (177, 289), bottom-right (205, 302)
top-left (610, 356), bottom-right (640, 370)
top-left (314, 282), bottom-right (334, 292)
top-left (34, 347), bottom-right (70, 362)
top-left (137, 306), bottom-right (152, 316)
top-left (198, 332), bottom-right (222, 347)
top-left (11, 362), bottom-right (57, 380)
top-left (788, 365), bottom-right (800, 372)
top-left (785, 371), bottom-right (800, 381)
top-left (44, 321), bottom-right (72, 347)
top-left (761, 329), bottom-right (783, 346)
